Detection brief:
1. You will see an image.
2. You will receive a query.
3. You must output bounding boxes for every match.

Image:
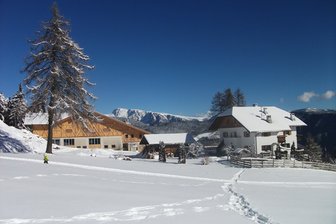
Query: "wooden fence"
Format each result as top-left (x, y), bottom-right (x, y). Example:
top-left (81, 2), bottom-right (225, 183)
top-left (230, 157), bottom-right (336, 172)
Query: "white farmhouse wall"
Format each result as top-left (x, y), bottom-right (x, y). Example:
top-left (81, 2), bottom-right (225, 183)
top-left (101, 136), bottom-right (123, 150)
top-left (54, 136), bottom-right (123, 150)
top-left (74, 138), bottom-right (89, 148)
top-left (255, 132), bottom-right (278, 154)
top-left (218, 127), bottom-right (299, 155)
top-left (218, 127), bottom-right (254, 150)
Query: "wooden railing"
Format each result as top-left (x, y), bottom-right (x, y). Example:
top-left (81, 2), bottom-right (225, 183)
top-left (230, 157), bottom-right (336, 172)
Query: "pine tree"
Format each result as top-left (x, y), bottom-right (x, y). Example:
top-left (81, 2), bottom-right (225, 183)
top-left (234, 88), bottom-right (246, 106)
top-left (210, 91), bottom-right (224, 115)
top-left (305, 135), bottom-right (322, 162)
top-left (23, 3), bottom-right (96, 154)
top-left (223, 88), bottom-right (235, 108)
top-left (210, 88), bottom-right (246, 115)
top-left (6, 84), bottom-right (27, 129)
top-left (0, 92), bottom-right (8, 121)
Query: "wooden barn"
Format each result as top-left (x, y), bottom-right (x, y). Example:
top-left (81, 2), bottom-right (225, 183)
top-left (24, 112), bottom-right (150, 151)
top-left (139, 133), bottom-right (196, 157)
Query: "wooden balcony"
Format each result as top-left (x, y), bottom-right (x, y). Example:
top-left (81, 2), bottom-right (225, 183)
top-left (277, 135), bottom-right (286, 143)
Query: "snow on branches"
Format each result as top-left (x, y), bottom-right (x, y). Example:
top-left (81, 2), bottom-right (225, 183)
top-left (23, 3), bottom-right (96, 153)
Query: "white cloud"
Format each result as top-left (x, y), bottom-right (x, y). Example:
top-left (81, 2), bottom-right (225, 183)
top-left (298, 92), bottom-right (318, 103)
top-left (321, 90), bottom-right (335, 100)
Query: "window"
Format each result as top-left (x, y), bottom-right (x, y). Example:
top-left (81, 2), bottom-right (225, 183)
top-left (83, 146), bottom-right (87, 149)
top-left (125, 134), bottom-right (129, 138)
top-left (52, 139), bottom-right (60, 145)
top-left (244, 131), bottom-right (250, 137)
top-left (230, 132), bottom-right (237, 138)
top-left (104, 145), bottom-right (108, 149)
top-left (64, 139), bottom-right (74, 146)
top-left (223, 132), bottom-right (228, 138)
top-left (112, 145), bottom-right (116, 148)
top-left (77, 146), bottom-right (81, 148)
top-left (262, 145), bottom-right (272, 151)
top-left (131, 134), bottom-right (134, 138)
top-left (261, 132), bottom-right (271, 137)
top-left (139, 134), bottom-right (143, 138)
top-left (89, 138), bottom-right (101, 145)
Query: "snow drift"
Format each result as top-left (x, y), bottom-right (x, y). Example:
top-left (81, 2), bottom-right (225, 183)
top-left (0, 120), bottom-right (46, 153)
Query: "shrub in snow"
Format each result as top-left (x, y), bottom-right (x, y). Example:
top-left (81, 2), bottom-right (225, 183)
top-left (158, 141), bottom-right (166, 162)
top-left (201, 157), bottom-right (209, 165)
top-left (177, 144), bottom-right (187, 164)
top-left (187, 143), bottom-right (204, 158)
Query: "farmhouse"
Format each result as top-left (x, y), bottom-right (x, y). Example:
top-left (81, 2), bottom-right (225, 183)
top-left (24, 112), bottom-right (150, 151)
top-left (139, 133), bottom-right (196, 156)
top-left (209, 106), bottom-right (306, 157)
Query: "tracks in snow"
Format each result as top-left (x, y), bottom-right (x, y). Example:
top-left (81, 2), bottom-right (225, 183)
top-left (222, 169), bottom-right (276, 224)
top-left (4, 156), bottom-right (333, 224)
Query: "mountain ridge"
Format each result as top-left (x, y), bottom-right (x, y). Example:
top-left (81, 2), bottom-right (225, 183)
top-left (110, 108), bottom-right (208, 125)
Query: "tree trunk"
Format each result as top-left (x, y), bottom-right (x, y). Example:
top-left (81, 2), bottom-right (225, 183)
top-left (46, 108), bottom-right (54, 154)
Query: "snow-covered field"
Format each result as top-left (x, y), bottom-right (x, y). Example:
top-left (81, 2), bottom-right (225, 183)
top-left (1, 120), bottom-right (336, 224)
top-left (1, 151), bottom-right (336, 224)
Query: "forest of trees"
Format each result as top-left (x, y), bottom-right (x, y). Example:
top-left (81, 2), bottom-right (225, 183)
top-left (0, 84), bottom-right (27, 129)
top-left (210, 88), bottom-right (246, 115)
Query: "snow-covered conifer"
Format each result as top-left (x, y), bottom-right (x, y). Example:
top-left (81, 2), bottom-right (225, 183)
top-left (0, 92), bottom-right (8, 121)
top-left (23, 3), bottom-right (96, 153)
top-left (6, 84), bottom-right (27, 129)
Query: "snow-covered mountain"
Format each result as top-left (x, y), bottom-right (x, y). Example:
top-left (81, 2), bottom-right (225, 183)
top-left (110, 108), bottom-right (208, 125)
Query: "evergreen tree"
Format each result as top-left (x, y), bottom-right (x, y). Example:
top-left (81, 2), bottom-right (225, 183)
top-left (305, 135), bottom-right (322, 162)
top-left (234, 88), bottom-right (246, 106)
top-left (0, 92), bottom-right (8, 121)
top-left (210, 88), bottom-right (246, 115)
top-left (210, 91), bottom-right (224, 115)
top-left (223, 88), bottom-right (235, 108)
top-left (23, 3), bottom-right (96, 153)
top-left (6, 84), bottom-right (27, 129)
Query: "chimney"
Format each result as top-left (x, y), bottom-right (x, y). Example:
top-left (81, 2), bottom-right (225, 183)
top-left (266, 115), bottom-right (272, 123)
top-left (263, 107), bottom-right (268, 114)
top-left (290, 113), bottom-right (296, 121)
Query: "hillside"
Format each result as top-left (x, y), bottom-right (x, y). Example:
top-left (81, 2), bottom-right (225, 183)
top-left (292, 108), bottom-right (336, 160)
top-left (0, 120), bottom-right (46, 153)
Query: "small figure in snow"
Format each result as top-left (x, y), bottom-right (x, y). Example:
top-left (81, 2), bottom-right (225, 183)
top-left (43, 154), bottom-right (49, 164)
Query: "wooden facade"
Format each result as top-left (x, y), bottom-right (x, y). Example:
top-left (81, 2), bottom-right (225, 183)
top-left (209, 115), bottom-right (244, 130)
top-left (26, 112), bottom-right (150, 151)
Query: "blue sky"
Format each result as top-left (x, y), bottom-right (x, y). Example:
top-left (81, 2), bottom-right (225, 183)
top-left (0, 0), bottom-right (335, 116)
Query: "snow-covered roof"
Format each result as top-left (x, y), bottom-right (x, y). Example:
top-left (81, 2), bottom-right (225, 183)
top-left (24, 113), bottom-right (48, 125)
top-left (24, 113), bottom-right (69, 125)
top-left (210, 106), bottom-right (306, 132)
top-left (140, 133), bottom-right (196, 145)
